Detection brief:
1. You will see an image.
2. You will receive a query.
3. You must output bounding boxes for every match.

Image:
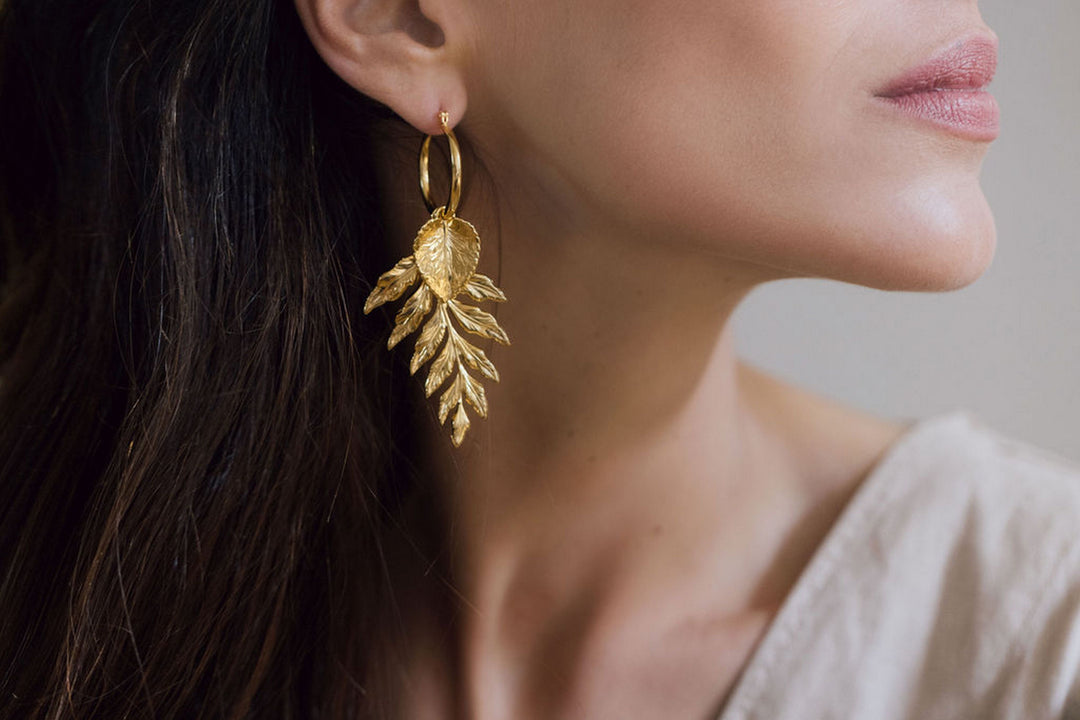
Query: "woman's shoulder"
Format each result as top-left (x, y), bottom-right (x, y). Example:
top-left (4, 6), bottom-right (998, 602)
top-left (878, 408), bottom-right (1080, 529)
top-left (720, 411), bottom-right (1080, 719)
top-left (869, 408), bottom-right (1080, 611)
top-left (864, 409), bottom-right (1080, 717)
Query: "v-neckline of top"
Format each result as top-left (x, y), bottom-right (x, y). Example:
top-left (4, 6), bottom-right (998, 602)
top-left (712, 410), bottom-right (970, 720)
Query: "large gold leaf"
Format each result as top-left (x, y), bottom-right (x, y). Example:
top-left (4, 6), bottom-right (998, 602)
top-left (447, 299), bottom-right (510, 345)
top-left (410, 301), bottom-right (449, 374)
top-left (413, 210), bottom-right (481, 301)
top-left (388, 283), bottom-right (433, 349)
top-left (464, 273), bottom-right (507, 303)
top-left (451, 404), bottom-right (470, 447)
top-left (363, 255), bottom-right (419, 314)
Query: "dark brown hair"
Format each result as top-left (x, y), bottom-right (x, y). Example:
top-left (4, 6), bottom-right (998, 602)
top-left (0, 0), bottom-right (445, 716)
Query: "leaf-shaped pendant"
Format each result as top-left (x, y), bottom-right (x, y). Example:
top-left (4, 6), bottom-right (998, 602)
top-left (413, 209), bottom-right (481, 301)
top-left (363, 207), bottom-right (509, 447)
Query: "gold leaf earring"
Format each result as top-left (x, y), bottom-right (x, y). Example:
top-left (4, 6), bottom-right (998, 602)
top-left (363, 111), bottom-right (510, 447)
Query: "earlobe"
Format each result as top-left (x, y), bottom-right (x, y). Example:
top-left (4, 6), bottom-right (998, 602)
top-left (293, 0), bottom-right (467, 134)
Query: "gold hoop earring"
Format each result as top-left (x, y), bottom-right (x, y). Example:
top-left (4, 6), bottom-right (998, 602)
top-left (364, 111), bottom-right (510, 447)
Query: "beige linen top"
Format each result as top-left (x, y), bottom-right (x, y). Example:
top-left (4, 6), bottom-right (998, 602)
top-left (715, 410), bottom-right (1080, 720)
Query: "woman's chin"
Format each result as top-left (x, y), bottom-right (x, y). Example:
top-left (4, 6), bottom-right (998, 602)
top-left (895, 191), bottom-right (996, 292)
top-left (832, 182), bottom-right (998, 293)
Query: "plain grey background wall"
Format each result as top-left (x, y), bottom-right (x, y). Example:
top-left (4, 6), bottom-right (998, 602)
top-left (733, 0), bottom-right (1080, 461)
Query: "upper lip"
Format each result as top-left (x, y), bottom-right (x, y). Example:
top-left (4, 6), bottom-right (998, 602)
top-left (875, 32), bottom-right (999, 98)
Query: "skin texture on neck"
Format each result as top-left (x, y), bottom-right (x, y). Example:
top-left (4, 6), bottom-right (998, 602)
top-left (372, 130), bottom-right (908, 718)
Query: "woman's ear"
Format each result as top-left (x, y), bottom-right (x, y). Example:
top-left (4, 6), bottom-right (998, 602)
top-left (293, 0), bottom-right (468, 134)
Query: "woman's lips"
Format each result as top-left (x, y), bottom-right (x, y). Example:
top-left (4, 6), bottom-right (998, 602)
top-left (874, 33), bottom-right (1000, 142)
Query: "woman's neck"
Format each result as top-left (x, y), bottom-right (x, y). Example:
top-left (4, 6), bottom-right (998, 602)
top-left (371, 129), bottom-right (906, 717)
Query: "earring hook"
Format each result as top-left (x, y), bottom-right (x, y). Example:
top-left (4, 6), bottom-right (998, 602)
top-left (418, 111), bottom-right (462, 216)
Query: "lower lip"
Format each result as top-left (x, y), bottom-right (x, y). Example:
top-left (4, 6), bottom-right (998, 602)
top-left (875, 89), bottom-right (999, 141)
